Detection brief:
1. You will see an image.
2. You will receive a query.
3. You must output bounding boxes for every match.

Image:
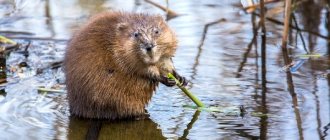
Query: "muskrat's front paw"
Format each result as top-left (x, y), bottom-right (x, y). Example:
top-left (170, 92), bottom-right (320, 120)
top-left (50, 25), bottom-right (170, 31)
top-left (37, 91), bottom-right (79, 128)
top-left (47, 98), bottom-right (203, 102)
top-left (160, 77), bottom-right (176, 87)
top-left (178, 76), bottom-right (188, 86)
top-left (172, 71), bottom-right (188, 86)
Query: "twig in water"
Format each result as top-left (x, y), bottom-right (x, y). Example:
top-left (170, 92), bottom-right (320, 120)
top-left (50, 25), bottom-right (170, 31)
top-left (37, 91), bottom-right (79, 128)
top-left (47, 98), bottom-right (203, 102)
top-left (38, 87), bottom-right (65, 93)
top-left (36, 61), bottom-right (63, 75)
top-left (243, 0), bottom-right (280, 13)
top-left (190, 18), bottom-right (226, 84)
top-left (281, 0), bottom-right (292, 63)
top-left (0, 30), bottom-right (35, 35)
top-left (291, 14), bottom-right (308, 53)
top-left (5, 36), bottom-right (68, 42)
top-left (0, 79), bottom-right (6, 84)
top-left (260, 0), bottom-right (267, 92)
top-left (281, 1), bottom-right (304, 139)
top-left (144, 0), bottom-right (178, 19)
top-left (260, 0), bottom-right (266, 33)
top-left (236, 22), bottom-right (260, 77)
top-left (165, 0), bottom-right (169, 16)
top-left (22, 41), bottom-right (31, 57)
top-left (252, 12), bottom-right (330, 41)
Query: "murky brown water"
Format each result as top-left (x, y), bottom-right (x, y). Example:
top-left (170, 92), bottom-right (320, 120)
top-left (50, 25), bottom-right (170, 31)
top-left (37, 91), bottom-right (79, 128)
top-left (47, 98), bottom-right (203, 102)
top-left (0, 0), bottom-right (329, 139)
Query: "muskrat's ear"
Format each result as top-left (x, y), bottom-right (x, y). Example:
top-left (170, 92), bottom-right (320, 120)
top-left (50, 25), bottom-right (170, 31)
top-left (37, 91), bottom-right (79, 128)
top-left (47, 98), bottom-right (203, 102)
top-left (155, 14), bottom-right (165, 20)
top-left (116, 22), bottom-right (128, 31)
top-left (155, 15), bottom-right (167, 28)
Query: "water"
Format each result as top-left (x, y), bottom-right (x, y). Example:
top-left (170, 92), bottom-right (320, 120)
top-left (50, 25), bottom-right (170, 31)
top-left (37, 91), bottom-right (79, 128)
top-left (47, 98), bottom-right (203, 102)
top-left (0, 0), bottom-right (329, 139)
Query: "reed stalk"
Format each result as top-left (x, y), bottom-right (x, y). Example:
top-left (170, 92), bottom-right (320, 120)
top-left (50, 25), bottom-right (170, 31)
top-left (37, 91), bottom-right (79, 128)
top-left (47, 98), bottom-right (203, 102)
top-left (167, 73), bottom-right (205, 107)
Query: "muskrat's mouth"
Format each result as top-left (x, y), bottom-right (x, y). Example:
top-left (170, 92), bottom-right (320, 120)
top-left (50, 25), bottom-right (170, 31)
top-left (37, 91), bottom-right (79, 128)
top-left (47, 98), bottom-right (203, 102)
top-left (140, 46), bottom-right (160, 65)
top-left (143, 53), bottom-right (160, 65)
top-left (145, 56), bottom-right (158, 65)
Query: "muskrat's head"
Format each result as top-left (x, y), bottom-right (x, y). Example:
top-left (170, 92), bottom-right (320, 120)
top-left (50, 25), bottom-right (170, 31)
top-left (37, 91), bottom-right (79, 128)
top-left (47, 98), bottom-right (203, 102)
top-left (114, 13), bottom-right (177, 66)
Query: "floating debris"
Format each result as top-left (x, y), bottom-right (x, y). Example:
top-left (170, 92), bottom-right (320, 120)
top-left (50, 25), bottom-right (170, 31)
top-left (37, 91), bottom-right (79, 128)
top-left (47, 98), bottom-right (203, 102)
top-left (183, 105), bottom-right (271, 117)
top-left (251, 112), bottom-right (269, 117)
top-left (279, 61), bottom-right (295, 72)
top-left (18, 62), bottom-right (29, 68)
top-left (37, 87), bottom-right (65, 93)
top-left (290, 59), bottom-right (306, 72)
top-left (241, 0), bottom-right (281, 13)
top-left (296, 53), bottom-right (322, 59)
top-left (183, 105), bottom-right (238, 114)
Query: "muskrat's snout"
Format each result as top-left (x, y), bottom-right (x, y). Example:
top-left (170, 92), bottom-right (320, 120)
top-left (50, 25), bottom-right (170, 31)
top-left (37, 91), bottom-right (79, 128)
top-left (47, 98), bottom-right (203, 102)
top-left (145, 43), bottom-right (155, 52)
top-left (139, 41), bottom-right (160, 64)
top-left (140, 40), bottom-right (156, 52)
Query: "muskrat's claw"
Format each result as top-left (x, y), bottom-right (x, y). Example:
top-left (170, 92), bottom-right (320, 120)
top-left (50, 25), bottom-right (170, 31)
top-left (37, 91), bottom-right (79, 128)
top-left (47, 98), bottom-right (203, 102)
top-left (175, 75), bottom-right (188, 86)
top-left (172, 71), bottom-right (188, 86)
top-left (160, 76), bottom-right (176, 87)
top-left (179, 76), bottom-right (188, 86)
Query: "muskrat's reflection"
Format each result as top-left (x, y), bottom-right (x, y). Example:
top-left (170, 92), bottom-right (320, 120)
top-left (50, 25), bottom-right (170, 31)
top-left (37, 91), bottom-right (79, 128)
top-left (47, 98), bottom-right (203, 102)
top-left (67, 116), bottom-right (166, 140)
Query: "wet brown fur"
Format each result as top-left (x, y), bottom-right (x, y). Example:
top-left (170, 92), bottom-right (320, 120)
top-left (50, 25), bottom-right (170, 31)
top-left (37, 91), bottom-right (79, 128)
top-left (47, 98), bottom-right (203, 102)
top-left (64, 11), bottom-right (178, 119)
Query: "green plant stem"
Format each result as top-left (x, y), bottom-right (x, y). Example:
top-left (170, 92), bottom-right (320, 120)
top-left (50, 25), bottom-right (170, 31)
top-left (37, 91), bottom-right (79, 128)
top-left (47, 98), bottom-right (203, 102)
top-left (167, 73), bottom-right (205, 107)
top-left (37, 88), bottom-right (65, 93)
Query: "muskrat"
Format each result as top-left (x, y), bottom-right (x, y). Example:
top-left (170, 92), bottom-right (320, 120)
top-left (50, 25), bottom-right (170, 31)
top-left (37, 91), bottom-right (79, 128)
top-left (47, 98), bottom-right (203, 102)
top-left (63, 11), bottom-right (187, 119)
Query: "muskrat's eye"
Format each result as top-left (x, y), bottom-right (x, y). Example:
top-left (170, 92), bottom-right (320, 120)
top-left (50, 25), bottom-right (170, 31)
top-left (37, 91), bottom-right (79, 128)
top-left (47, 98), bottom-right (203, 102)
top-left (133, 32), bottom-right (140, 38)
top-left (154, 29), bottom-right (160, 35)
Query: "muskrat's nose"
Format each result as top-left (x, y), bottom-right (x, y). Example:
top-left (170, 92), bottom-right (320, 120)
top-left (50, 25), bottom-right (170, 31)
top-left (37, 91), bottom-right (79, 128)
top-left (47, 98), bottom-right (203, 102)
top-left (145, 43), bottom-right (155, 51)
